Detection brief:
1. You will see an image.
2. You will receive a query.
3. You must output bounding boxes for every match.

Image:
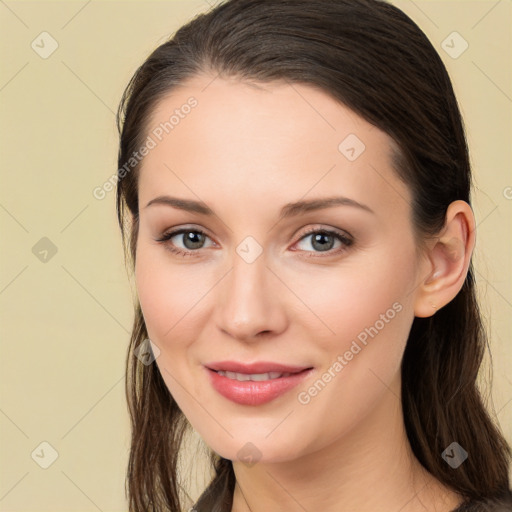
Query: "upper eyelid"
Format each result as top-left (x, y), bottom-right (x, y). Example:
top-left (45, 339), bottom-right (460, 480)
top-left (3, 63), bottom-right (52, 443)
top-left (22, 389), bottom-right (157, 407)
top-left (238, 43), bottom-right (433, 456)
top-left (299, 226), bottom-right (352, 239)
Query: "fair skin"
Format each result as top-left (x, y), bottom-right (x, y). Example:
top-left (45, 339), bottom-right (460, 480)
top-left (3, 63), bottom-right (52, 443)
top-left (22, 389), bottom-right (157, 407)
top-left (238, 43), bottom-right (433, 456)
top-left (134, 74), bottom-right (475, 511)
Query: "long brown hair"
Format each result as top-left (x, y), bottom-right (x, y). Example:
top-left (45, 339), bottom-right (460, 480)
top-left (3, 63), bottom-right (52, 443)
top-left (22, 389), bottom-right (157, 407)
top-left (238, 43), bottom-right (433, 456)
top-left (115, 0), bottom-right (512, 510)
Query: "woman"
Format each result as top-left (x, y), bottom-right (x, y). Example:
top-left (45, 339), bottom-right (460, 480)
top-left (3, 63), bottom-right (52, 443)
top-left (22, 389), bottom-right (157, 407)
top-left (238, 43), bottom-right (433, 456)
top-left (115, 0), bottom-right (512, 510)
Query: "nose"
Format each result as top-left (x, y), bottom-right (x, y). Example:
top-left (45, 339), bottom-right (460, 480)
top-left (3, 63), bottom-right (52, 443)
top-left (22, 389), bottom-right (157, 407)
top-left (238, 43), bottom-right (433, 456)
top-left (214, 251), bottom-right (288, 342)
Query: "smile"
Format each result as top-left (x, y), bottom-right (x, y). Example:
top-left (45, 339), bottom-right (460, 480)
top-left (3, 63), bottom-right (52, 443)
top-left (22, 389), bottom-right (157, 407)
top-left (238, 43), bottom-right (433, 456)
top-left (205, 362), bottom-right (313, 406)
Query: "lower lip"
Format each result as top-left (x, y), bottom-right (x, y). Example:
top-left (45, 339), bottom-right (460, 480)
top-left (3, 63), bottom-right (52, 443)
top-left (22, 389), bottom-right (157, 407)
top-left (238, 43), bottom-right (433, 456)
top-left (206, 367), bottom-right (313, 406)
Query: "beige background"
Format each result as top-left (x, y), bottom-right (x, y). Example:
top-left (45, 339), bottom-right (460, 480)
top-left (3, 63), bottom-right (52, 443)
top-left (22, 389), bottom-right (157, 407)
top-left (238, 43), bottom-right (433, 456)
top-left (0, 0), bottom-right (510, 510)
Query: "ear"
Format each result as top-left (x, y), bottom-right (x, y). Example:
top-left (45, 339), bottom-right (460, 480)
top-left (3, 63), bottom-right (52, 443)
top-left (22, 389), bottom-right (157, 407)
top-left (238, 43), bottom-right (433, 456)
top-left (414, 200), bottom-right (476, 318)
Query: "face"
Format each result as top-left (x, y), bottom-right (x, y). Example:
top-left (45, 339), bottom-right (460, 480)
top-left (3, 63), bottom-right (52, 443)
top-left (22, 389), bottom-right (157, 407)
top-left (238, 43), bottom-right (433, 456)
top-left (134, 74), bottom-right (428, 464)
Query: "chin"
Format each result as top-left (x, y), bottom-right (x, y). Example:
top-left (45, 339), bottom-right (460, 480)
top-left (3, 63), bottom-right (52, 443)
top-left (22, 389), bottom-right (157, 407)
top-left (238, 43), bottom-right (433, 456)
top-left (203, 432), bottom-right (307, 466)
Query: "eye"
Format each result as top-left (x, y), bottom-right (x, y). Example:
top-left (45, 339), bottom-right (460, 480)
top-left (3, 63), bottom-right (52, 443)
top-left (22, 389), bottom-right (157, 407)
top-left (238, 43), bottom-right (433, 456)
top-left (155, 227), bottom-right (215, 256)
top-left (155, 225), bottom-right (353, 258)
top-left (293, 227), bottom-right (353, 257)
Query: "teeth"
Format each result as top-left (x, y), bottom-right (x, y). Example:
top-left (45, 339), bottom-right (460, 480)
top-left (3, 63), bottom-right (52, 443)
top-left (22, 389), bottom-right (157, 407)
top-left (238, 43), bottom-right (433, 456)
top-left (217, 371), bottom-right (291, 381)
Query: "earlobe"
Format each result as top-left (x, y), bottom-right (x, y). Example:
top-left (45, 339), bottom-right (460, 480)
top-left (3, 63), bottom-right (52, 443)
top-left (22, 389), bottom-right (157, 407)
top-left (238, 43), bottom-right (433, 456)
top-left (414, 200), bottom-right (475, 318)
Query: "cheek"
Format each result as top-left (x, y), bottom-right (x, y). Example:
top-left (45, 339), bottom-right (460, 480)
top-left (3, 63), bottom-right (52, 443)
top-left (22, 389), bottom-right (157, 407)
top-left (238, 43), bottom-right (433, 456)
top-left (134, 246), bottom-right (214, 404)
top-left (284, 280), bottom-right (415, 458)
top-left (286, 244), bottom-right (416, 418)
top-left (135, 242), bottom-right (208, 342)
top-left (287, 241), bottom-right (417, 354)
top-left (299, 283), bottom-right (411, 396)
top-left (299, 248), bottom-right (415, 392)
top-left (134, 239), bottom-right (232, 415)
top-left (135, 253), bottom-right (172, 341)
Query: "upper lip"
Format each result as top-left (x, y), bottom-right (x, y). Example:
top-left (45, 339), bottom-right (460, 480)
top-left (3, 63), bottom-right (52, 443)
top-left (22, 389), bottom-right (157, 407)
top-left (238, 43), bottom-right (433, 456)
top-left (205, 361), bottom-right (312, 374)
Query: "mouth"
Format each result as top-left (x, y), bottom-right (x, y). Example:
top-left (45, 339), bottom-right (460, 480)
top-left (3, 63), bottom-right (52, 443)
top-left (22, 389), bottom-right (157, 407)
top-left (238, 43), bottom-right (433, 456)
top-left (204, 361), bottom-right (314, 406)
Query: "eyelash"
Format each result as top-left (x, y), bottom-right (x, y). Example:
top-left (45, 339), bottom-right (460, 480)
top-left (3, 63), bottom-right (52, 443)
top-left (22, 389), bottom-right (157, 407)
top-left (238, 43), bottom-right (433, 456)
top-left (154, 226), bottom-right (354, 258)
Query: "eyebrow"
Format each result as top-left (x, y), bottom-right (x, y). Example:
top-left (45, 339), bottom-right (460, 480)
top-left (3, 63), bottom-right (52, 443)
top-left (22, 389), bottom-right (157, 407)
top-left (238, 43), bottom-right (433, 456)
top-left (145, 195), bottom-right (375, 218)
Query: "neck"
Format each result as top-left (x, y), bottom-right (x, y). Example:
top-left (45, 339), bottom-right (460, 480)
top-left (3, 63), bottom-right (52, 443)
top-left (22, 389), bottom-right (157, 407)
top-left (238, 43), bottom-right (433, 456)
top-left (230, 375), bottom-right (462, 512)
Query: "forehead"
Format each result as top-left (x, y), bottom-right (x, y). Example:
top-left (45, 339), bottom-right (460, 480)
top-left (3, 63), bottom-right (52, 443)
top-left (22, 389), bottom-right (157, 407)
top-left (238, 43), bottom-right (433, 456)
top-left (138, 74), bottom-right (411, 221)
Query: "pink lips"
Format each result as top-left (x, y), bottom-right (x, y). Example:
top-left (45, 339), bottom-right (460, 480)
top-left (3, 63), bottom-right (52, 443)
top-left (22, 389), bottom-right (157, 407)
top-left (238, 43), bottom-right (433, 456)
top-left (205, 360), bottom-right (313, 406)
